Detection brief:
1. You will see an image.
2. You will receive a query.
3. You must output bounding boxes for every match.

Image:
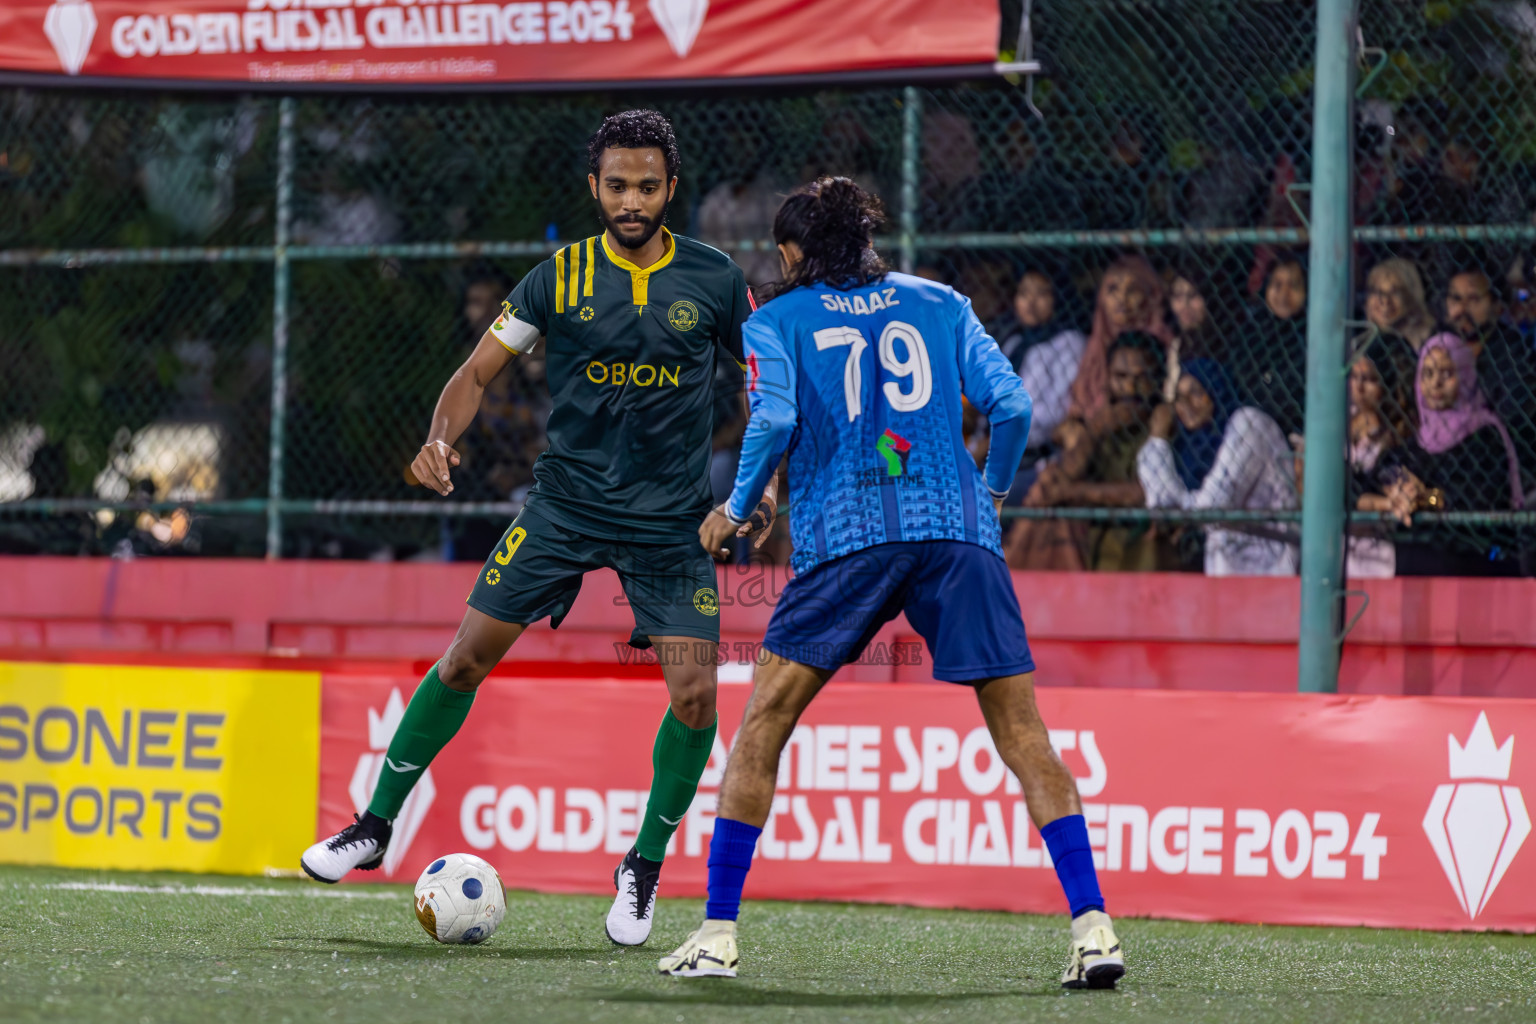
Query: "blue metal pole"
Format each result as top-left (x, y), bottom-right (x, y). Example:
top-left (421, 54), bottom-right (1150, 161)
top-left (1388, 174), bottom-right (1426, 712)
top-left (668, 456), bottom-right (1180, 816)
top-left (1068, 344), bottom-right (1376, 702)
top-left (267, 96), bottom-right (295, 560)
top-left (900, 86), bottom-right (922, 274)
top-left (1298, 0), bottom-right (1358, 693)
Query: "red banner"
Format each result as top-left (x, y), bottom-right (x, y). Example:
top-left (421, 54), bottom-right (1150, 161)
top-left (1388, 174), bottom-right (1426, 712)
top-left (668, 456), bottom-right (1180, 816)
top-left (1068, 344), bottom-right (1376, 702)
top-left (0, 0), bottom-right (1000, 85)
top-left (318, 675), bottom-right (1536, 932)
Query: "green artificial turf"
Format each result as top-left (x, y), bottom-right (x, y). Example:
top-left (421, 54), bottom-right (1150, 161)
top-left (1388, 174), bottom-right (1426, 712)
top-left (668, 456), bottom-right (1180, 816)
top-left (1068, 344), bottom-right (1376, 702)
top-left (0, 865), bottom-right (1531, 1023)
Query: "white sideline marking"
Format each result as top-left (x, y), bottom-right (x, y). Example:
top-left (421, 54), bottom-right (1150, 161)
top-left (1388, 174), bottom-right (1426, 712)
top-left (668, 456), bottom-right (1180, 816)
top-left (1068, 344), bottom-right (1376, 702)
top-left (42, 882), bottom-right (402, 900)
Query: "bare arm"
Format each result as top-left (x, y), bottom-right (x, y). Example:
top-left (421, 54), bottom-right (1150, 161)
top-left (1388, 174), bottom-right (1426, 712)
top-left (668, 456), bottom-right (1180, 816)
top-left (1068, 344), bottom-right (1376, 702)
top-left (1356, 493), bottom-right (1393, 512)
top-left (1054, 479), bottom-right (1147, 507)
top-left (408, 330), bottom-right (520, 496)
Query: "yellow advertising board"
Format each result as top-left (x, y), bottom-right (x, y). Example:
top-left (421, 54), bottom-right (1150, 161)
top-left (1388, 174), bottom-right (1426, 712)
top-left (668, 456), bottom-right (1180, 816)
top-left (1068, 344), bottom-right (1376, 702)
top-left (0, 661), bottom-right (319, 875)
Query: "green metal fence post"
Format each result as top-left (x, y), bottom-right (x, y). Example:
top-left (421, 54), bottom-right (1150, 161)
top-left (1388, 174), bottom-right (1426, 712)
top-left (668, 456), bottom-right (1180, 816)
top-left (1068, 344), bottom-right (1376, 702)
top-left (1298, 0), bottom-right (1358, 693)
top-left (899, 86), bottom-right (921, 274)
top-left (266, 96), bottom-right (295, 560)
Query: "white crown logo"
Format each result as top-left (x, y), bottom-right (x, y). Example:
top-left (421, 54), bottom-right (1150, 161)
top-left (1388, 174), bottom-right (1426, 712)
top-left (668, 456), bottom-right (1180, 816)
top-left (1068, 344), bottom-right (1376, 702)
top-left (44, 0), bottom-right (97, 76)
top-left (367, 687), bottom-right (408, 750)
top-left (350, 687), bottom-right (435, 876)
top-left (1423, 712), bottom-right (1529, 919)
top-left (1448, 711), bottom-right (1514, 780)
top-left (649, 0), bottom-right (708, 58)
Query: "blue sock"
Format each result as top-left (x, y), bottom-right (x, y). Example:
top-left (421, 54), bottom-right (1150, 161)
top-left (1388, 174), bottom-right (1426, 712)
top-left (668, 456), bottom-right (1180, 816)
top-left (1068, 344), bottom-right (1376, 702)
top-left (705, 817), bottom-right (762, 921)
top-left (1040, 814), bottom-right (1105, 918)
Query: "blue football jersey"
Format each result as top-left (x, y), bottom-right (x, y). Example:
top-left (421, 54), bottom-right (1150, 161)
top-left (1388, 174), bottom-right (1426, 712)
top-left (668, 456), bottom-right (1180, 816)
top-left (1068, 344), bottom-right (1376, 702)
top-left (727, 272), bottom-right (1032, 576)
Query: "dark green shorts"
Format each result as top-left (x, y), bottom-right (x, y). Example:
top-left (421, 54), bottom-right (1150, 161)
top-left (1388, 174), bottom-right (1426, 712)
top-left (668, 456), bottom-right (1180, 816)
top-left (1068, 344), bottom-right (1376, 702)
top-left (466, 504), bottom-right (720, 649)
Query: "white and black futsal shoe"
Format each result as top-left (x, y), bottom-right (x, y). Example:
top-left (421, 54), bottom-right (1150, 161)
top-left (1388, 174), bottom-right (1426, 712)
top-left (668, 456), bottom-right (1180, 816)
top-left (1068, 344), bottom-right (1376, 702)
top-left (605, 848), bottom-right (662, 946)
top-left (300, 813), bottom-right (392, 884)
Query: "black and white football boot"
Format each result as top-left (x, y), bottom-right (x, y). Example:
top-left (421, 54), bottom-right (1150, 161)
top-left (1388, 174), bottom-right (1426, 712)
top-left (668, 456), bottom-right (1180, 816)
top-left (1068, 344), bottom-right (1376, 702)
top-left (1060, 910), bottom-right (1126, 990)
top-left (300, 812), bottom-right (392, 884)
top-left (605, 848), bottom-right (662, 945)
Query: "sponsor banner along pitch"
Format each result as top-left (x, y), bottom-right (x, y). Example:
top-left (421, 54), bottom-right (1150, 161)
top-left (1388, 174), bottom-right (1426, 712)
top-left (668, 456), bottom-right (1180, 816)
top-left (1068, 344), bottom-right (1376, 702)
top-left (0, 661), bottom-right (320, 875)
top-left (2, 0), bottom-right (1000, 85)
top-left (318, 675), bottom-right (1536, 932)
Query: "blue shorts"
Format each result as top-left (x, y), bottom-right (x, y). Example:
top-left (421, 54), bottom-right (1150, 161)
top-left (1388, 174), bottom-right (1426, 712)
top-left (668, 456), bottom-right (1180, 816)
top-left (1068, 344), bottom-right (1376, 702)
top-left (762, 540), bottom-right (1035, 683)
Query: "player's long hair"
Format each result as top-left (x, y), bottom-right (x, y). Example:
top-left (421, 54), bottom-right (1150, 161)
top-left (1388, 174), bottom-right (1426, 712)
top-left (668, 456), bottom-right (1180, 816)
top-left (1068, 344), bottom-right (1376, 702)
top-left (768, 176), bottom-right (889, 299)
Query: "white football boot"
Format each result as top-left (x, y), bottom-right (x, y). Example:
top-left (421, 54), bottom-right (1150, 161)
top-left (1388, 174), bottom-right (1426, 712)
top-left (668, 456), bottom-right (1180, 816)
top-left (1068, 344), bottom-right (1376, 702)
top-left (605, 849), bottom-right (661, 945)
top-left (1060, 910), bottom-right (1125, 990)
top-left (657, 919), bottom-right (739, 978)
top-left (300, 813), bottom-right (391, 884)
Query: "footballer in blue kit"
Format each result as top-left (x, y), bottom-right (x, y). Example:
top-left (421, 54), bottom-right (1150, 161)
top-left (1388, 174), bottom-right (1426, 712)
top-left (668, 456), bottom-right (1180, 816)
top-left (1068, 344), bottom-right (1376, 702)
top-left (659, 177), bottom-right (1126, 989)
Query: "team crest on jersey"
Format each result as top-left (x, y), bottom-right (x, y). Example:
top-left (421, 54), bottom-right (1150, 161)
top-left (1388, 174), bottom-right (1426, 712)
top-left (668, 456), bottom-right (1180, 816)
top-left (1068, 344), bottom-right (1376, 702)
top-left (693, 587), bottom-right (719, 616)
top-left (668, 300), bottom-right (699, 332)
top-left (876, 429), bottom-right (912, 476)
top-left (484, 568), bottom-right (501, 586)
top-left (579, 306), bottom-right (595, 321)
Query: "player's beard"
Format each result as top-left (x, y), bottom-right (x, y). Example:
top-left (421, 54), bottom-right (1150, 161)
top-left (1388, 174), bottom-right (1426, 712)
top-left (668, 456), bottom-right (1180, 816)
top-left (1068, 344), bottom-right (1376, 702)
top-left (599, 195), bottom-right (669, 252)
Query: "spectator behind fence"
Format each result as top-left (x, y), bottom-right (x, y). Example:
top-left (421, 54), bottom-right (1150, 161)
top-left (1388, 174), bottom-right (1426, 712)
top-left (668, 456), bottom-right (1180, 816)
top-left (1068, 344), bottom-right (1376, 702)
top-left (1167, 262), bottom-right (1227, 380)
top-left (981, 116), bottom-right (1086, 232)
top-left (1068, 256), bottom-right (1174, 422)
top-left (1361, 333), bottom-right (1524, 576)
top-left (1446, 265), bottom-right (1536, 503)
top-left (1366, 258), bottom-right (1437, 354)
top-left (1006, 333), bottom-right (1174, 571)
top-left (1342, 347), bottom-right (1416, 578)
top-left (1080, 114), bottom-right (1171, 231)
top-left (996, 269), bottom-right (1087, 463)
top-left (1508, 253), bottom-right (1536, 343)
top-left (697, 172), bottom-right (781, 288)
top-left (1399, 134), bottom-right (1525, 232)
top-left (1137, 358), bottom-right (1299, 576)
top-left (458, 267), bottom-right (549, 509)
top-left (1239, 254), bottom-right (1308, 439)
top-left (442, 264), bottom-right (534, 559)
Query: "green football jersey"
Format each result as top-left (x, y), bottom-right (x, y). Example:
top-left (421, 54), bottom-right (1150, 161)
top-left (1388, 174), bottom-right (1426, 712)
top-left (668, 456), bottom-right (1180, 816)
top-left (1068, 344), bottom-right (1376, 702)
top-left (494, 228), bottom-right (751, 544)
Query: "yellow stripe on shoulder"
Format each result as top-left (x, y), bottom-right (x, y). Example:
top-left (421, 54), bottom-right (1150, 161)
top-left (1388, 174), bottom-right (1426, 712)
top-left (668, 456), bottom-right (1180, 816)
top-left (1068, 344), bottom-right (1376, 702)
top-left (567, 243), bottom-right (580, 307)
top-left (584, 236), bottom-right (595, 297)
top-left (554, 249), bottom-right (566, 313)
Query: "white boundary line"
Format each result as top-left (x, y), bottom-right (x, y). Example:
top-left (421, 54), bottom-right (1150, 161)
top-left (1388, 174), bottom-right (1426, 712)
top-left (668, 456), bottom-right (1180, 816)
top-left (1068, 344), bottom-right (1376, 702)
top-left (40, 881), bottom-right (403, 900)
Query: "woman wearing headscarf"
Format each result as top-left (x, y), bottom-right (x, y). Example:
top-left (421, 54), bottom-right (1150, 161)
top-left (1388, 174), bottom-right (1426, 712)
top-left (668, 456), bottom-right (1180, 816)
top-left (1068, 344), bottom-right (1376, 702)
top-left (1365, 258), bottom-right (1438, 355)
top-left (1068, 255), bottom-right (1174, 422)
top-left (1362, 332), bottom-right (1524, 575)
top-left (1341, 342), bottom-right (1416, 577)
top-left (1136, 358), bottom-right (1299, 576)
top-left (996, 268), bottom-right (1088, 452)
top-left (1238, 254), bottom-right (1308, 439)
top-left (1166, 260), bottom-right (1226, 394)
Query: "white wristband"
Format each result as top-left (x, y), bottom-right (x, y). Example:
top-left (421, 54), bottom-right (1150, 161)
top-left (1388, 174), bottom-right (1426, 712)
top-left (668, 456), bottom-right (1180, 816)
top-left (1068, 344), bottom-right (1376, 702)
top-left (722, 500), bottom-right (750, 527)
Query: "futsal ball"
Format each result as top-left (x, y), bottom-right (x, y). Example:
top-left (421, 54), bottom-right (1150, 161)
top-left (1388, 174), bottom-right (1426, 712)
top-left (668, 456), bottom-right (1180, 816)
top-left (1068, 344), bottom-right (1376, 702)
top-left (413, 853), bottom-right (506, 944)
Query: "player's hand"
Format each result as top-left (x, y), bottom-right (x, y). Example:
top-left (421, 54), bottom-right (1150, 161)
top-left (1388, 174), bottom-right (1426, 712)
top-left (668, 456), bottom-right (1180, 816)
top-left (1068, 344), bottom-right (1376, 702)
top-left (699, 504), bottom-right (743, 560)
top-left (742, 484), bottom-right (778, 551)
top-left (411, 440), bottom-right (460, 496)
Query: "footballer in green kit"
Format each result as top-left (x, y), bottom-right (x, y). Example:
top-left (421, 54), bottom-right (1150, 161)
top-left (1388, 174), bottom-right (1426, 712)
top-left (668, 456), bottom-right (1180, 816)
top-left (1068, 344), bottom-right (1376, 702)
top-left (301, 111), bottom-right (777, 947)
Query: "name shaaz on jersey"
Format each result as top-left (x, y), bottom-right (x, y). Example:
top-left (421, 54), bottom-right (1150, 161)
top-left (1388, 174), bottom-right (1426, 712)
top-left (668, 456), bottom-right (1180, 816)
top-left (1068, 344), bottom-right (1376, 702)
top-left (819, 288), bottom-right (901, 316)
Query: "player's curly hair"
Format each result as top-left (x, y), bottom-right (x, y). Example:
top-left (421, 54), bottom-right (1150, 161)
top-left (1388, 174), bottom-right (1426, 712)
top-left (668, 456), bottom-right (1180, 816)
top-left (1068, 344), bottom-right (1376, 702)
top-left (587, 109), bottom-right (680, 180)
top-left (770, 176), bottom-right (889, 296)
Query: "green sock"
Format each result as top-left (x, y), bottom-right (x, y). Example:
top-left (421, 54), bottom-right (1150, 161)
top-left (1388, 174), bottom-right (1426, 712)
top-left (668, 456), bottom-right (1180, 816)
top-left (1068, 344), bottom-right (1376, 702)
top-left (367, 665), bottom-right (476, 820)
top-left (634, 708), bottom-right (717, 862)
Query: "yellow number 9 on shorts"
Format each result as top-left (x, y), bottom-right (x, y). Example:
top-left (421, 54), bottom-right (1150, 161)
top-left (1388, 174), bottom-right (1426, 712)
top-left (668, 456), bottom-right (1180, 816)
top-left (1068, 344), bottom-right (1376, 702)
top-left (494, 526), bottom-right (527, 565)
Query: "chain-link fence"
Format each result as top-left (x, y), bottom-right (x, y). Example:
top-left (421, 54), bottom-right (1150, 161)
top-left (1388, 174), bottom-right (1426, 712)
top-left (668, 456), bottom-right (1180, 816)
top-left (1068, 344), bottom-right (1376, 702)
top-left (3, 0), bottom-right (1535, 575)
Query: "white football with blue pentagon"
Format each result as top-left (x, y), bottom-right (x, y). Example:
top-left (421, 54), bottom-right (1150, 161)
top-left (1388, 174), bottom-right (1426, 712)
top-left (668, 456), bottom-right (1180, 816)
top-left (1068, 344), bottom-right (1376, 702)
top-left (413, 852), bottom-right (506, 944)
